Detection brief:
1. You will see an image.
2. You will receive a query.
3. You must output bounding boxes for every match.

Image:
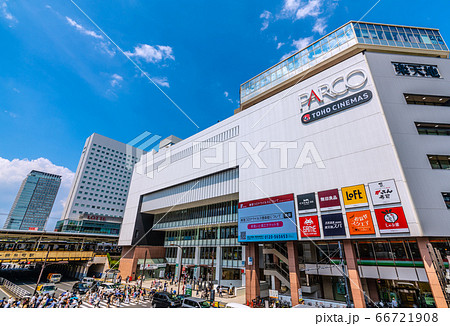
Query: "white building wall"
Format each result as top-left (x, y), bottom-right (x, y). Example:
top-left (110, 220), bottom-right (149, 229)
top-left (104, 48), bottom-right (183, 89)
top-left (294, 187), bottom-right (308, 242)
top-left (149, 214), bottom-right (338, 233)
top-left (61, 133), bottom-right (142, 222)
top-left (119, 51), bottom-right (450, 245)
top-left (366, 52), bottom-right (450, 236)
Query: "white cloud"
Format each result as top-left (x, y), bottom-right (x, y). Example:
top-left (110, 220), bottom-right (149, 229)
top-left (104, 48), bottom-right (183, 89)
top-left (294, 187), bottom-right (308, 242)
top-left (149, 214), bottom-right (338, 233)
top-left (110, 73), bottom-right (123, 87)
top-left (3, 110), bottom-right (17, 118)
top-left (312, 17), bottom-right (327, 34)
top-left (152, 77), bottom-right (170, 88)
top-left (281, 36), bottom-right (314, 60)
top-left (1, 0), bottom-right (17, 24)
top-left (98, 41), bottom-right (116, 57)
top-left (12, 87), bottom-right (20, 93)
top-left (125, 44), bottom-right (174, 63)
top-left (295, 0), bottom-right (323, 19)
top-left (260, 10), bottom-right (272, 31)
top-left (0, 157), bottom-right (74, 229)
top-left (282, 0), bottom-right (301, 14)
top-left (277, 42), bottom-right (285, 49)
top-left (65, 16), bottom-right (103, 39)
top-left (224, 91), bottom-right (233, 103)
top-left (292, 36), bottom-right (314, 49)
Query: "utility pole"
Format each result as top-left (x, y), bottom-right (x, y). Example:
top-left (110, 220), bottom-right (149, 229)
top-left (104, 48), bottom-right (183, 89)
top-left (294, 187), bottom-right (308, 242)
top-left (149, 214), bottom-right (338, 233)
top-left (34, 246), bottom-right (50, 295)
top-left (338, 241), bottom-right (352, 308)
top-left (178, 255), bottom-right (183, 296)
top-left (140, 250), bottom-right (148, 288)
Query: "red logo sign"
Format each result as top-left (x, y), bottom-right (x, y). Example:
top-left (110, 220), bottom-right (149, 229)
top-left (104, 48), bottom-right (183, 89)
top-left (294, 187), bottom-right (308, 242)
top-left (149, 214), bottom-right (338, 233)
top-left (299, 215), bottom-right (320, 237)
top-left (318, 189), bottom-right (341, 210)
top-left (374, 206), bottom-right (409, 233)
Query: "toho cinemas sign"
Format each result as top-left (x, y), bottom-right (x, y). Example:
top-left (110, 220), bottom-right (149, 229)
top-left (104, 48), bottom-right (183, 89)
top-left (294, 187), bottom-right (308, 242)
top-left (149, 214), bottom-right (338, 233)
top-left (298, 69), bottom-right (372, 124)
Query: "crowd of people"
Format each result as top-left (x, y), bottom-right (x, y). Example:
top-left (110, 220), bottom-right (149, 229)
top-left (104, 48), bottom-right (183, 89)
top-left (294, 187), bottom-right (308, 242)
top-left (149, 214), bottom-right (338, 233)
top-left (0, 283), bottom-right (150, 308)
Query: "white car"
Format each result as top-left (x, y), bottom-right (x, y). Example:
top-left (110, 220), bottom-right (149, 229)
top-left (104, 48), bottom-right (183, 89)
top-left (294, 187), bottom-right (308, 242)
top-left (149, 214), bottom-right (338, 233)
top-left (99, 282), bottom-right (116, 293)
top-left (225, 302), bottom-right (251, 308)
top-left (36, 283), bottom-right (57, 297)
top-left (82, 277), bottom-right (95, 287)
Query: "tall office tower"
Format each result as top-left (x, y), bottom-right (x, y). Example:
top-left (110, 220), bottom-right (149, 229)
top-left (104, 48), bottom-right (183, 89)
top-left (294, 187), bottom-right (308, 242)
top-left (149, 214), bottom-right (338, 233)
top-left (4, 170), bottom-right (61, 231)
top-left (57, 133), bottom-right (155, 235)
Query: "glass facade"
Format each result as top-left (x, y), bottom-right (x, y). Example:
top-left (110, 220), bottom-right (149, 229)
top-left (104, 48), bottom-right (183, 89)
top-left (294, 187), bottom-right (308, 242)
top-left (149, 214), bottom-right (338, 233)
top-left (240, 22), bottom-right (448, 104)
top-left (153, 200), bottom-right (238, 230)
top-left (428, 155), bottom-right (450, 170)
top-left (54, 219), bottom-right (121, 235)
top-left (4, 170), bottom-right (61, 231)
top-left (416, 122), bottom-right (450, 136)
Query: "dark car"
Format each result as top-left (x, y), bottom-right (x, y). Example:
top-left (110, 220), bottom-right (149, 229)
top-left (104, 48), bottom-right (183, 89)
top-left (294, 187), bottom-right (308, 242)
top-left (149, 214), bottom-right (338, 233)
top-left (151, 292), bottom-right (182, 308)
top-left (72, 282), bottom-right (90, 295)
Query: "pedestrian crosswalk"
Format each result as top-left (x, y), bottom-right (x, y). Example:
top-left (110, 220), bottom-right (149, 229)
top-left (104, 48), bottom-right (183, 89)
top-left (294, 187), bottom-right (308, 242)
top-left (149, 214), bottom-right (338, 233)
top-left (80, 299), bottom-right (152, 309)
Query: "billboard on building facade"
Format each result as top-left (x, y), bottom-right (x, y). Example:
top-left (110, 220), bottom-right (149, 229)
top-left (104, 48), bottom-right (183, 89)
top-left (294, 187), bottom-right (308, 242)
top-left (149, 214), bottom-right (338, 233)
top-left (238, 194), bottom-right (298, 242)
top-left (321, 213), bottom-right (346, 236)
top-left (342, 184), bottom-right (369, 208)
top-left (297, 192), bottom-right (317, 213)
top-left (346, 210), bottom-right (375, 235)
top-left (318, 189), bottom-right (341, 211)
top-left (375, 206), bottom-right (409, 233)
top-left (299, 215), bottom-right (321, 238)
top-left (368, 179), bottom-right (401, 205)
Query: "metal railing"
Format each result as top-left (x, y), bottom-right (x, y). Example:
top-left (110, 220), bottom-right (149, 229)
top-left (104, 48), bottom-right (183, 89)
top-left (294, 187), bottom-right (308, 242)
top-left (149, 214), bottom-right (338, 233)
top-left (0, 277), bottom-right (31, 298)
top-left (0, 250), bottom-right (95, 262)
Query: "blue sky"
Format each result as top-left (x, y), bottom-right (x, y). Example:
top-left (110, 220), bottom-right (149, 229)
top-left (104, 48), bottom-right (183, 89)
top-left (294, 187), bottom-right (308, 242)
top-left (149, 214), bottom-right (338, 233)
top-left (1, 0), bottom-right (449, 229)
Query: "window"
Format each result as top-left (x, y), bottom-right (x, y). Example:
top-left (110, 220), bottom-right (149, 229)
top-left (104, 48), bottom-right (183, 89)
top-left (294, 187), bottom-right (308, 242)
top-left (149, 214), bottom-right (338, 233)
top-left (404, 94), bottom-right (450, 106)
top-left (415, 122), bottom-right (450, 136)
top-left (428, 155), bottom-right (450, 170)
top-left (442, 193), bottom-right (450, 209)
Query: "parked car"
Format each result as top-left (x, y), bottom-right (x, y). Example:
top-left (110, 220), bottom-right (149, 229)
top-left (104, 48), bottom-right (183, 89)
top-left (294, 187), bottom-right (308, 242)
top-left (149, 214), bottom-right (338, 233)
top-left (36, 283), bottom-right (57, 296)
top-left (225, 302), bottom-right (251, 308)
top-left (151, 292), bottom-right (182, 308)
top-left (82, 277), bottom-right (95, 287)
top-left (182, 297), bottom-right (211, 308)
top-left (72, 282), bottom-right (91, 295)
top-left (47, 273), bottom-right (62, 283)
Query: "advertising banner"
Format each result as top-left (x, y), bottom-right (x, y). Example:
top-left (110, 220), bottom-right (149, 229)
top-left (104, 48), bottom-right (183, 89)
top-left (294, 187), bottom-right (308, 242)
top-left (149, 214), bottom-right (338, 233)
top-left (375, 206), bottom-right (409, 233)
top-left (368, 179), bottom-right (401, 205)
top-left (318, 189), bottom-right (341, 211)
top-left (238, 194), bottom-right (298, 242)
top-left (297, 192), bottom-right (317, 213)
top-left (342, 184), bottom-right (368, 208)
top-left (346, 210), bottom-right (375, 235)
top-left (322, 213), bottom-right (346, 236)
top-left (269, 289), bottom-right (279, 299)
top-left (299, 215), bottom-right (321, 238)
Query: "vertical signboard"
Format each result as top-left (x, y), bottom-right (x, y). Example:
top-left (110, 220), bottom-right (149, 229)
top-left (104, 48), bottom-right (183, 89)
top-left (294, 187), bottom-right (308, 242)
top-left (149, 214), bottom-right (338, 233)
top-left (299, 215), bottom-right (320, 238)
top-left (238, 194), bottom-right (298, 242)
top-left (374, 206), bottom-right (409, 233)
top-left (342, 184), bottom-right (368, 208)
top-left (297, 193), bottom-right (317, 213)
top-left (346, 210), bottom-right (375, 235)
top-left (318, 189), bottom-right (341, 211)
top-left (321, 213), bottom-right (346, 236)
top-left (368, 179), bottom-right (401, 205)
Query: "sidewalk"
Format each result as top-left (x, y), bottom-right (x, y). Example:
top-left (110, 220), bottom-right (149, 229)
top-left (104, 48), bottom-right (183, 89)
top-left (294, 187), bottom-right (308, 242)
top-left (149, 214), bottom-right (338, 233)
top-left (140, 279), bottom-right (246, 305)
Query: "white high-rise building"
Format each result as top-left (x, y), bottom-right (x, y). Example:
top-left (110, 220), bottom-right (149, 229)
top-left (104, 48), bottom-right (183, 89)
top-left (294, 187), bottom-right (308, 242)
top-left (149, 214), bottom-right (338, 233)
top-left (57, 133), bottom-right (147, 235)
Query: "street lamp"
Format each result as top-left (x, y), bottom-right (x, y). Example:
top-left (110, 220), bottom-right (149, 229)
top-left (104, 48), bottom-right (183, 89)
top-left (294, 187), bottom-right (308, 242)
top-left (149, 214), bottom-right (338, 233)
top-left (170, 244), bottom-right (183, 295)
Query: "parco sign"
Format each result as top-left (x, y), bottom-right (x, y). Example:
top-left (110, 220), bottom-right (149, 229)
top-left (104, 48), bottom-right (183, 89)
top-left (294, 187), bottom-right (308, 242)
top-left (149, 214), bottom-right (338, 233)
top-left (298, 69), bottom-right (368, 111)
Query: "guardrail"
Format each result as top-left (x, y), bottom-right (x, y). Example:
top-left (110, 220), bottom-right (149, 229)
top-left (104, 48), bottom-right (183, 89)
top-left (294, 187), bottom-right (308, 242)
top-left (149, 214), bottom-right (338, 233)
top-left (0, 277), bottom-right (32, 298)
top-left (0, 250), bottom-right (95, 262)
